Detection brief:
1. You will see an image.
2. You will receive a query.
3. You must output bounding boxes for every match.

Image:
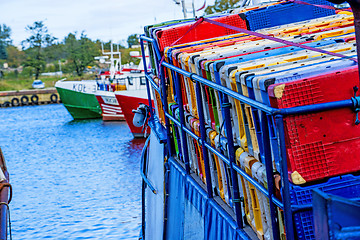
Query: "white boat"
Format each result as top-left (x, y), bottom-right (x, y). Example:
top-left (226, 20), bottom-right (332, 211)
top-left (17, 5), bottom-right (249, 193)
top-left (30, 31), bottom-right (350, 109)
top-left (55, 43), bottom-right (149, 120)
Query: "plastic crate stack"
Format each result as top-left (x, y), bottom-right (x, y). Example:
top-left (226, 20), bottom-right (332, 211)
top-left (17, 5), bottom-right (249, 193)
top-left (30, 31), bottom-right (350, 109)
top-left (143, 2), bottom-right (360, 240)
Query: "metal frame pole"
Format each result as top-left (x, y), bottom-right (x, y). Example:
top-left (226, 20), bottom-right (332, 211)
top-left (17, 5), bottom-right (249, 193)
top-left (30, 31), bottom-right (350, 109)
top-left (174, 72), bottom-right (191, 174)
top-left (195, 80), bottom-right (214, 197)
top-left (221, 94), bottom-right (243, 228)
top-left (261, 112), bottom-right (280, 240)
top-left (275, 115), bottom-right (295, 240)
top-left (160, 66), bottom-right (174, 157)
top-left (140, 39), bottom-right (154, 118)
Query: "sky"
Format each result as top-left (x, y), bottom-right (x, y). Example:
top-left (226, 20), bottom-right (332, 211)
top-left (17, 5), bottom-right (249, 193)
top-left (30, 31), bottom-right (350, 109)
top-left (0, 0), bottom-right (214, 47)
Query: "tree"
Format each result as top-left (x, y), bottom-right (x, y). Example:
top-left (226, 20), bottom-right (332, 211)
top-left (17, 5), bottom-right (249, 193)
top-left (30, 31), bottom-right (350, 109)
top-left (64, 32), bottom-right (100, 76)
top-left (127, 34), bottom-right (139, 48)
top-left (23, 21), bottom-right (56, 79)
top-left (204, 0), bottom-right (242, 14)
top-left (0, 43), bottom-right (6, 60)
top-left (0, 24), bottom-right (12, 60)
top-left (6, 46), bottom-right (25, 68)
top-left (43, 43), bottom-right (66, 63)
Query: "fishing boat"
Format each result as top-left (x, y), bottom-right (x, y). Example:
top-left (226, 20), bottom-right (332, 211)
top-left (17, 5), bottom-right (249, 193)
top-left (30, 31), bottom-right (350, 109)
top-left (114, 86), bottom-right (153, 137)
top-left (95, 72), bottom-right (146, 121)
top-left (95, 90), bottom-right (125, 121)
top-left (55, 79), bottom-right (103, 119)
top-left (55, 43), bottom-right (145, 120)
top-left (0, 148), bottom-right (11, 240)
top-left (95, 50), bottom-right (154, 137)
top-left (138, 1), bottom-right (360, 239)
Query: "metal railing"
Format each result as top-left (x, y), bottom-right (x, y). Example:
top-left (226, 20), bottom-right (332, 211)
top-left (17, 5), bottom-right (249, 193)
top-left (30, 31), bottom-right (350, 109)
top-left (140, 33), bottom-right (360, 240)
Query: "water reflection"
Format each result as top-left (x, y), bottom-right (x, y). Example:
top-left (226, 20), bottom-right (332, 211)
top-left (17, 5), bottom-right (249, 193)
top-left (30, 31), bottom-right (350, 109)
top-left (0, 104), bottom-right (142, 239)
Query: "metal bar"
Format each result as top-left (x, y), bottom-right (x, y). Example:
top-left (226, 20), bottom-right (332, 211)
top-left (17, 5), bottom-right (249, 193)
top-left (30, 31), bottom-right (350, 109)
top-left (140, 137), bottom-right (157, 194)
top-left (195, 81), bottom-right (213, 197)
top-left (275, 115), bottom-right (295, 240)
top-left (291, 204), bottom-right (312, 212)
top-left (162, 62), bottom-right (277, 114)
top-left (232, 164), bottom-right (284, 209)
top-left (140, 35), bottom-right (162, 61)
top-left (170, 157), bottom-right (252, 239)
top-left (140, 39), bottom-right (155, 118)
top-left (220, 93), bottom-right (243, 227)
top-left (162, 62), bottom-right (359, 117)
top-left (272, 196), bottom-right (284, 209)
top-left (145, 74), bottom-right (161, 94)
top-left (173, 69), bottom-right (191, 174)
top-left (204, 142), bottom-right (231, 166)
top-left (278, 99), bottom-right (354, 115)
top-left (260, 112), bottom-right (280, 240)
top-left (165, 112), bottom-right (200, 142)
top-left (140, 172), bottom-right (157, 194)
top-left (166, 108), bottom-right (285, 209)
top-left (159, 66), bottom-right (174, 157)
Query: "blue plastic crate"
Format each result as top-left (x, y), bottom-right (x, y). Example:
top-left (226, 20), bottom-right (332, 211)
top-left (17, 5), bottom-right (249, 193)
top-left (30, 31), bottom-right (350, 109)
top-left (289, 174), bottom-right (360, 240)
top-left (244, 0), bottom-right (335, 31)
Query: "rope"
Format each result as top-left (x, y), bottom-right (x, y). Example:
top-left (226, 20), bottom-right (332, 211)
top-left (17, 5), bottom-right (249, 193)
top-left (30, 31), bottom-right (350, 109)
top-left (201, 17), bottom-right (358, 62)
top-left (217, 120), bottom-right (226, 150)
top-left (0, 184), bottom-right (12, 204)
top-left (158, 17), bottom-right (205, 75)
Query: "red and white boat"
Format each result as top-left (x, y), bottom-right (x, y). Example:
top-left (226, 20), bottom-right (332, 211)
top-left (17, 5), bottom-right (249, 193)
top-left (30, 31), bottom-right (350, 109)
top-left (95, 45), bottom-right (154, 137)
top-left (95, 72), bottom-right (147, 122)
top-left (95, 91), bottom-right (125, 121)
top-left (115, 88), bottom-right (153, 138)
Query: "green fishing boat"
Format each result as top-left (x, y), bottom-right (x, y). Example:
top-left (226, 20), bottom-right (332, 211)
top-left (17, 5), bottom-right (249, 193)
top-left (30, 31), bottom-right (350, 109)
top-left (55, 79), bottom-right (102, 119)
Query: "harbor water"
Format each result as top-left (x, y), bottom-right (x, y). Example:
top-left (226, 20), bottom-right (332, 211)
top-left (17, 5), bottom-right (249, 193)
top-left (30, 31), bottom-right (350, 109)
top-left (0, 104), bottom-right (144, 239)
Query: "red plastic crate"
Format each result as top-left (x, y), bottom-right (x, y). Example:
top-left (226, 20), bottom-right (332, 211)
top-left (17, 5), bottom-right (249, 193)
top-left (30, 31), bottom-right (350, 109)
top-left (268, 66), bottom-right (360, 184)
top-left (155, 14), bottom-right (247, 53)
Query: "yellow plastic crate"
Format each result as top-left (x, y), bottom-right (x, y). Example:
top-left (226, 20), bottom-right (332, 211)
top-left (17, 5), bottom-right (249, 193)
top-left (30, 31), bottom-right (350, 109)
top-left (209, 130), bottom-right (226, 201)
top-left (184, 114), bottom-right (201, 175)
top-left (238, 152), bottom-right (258, 233)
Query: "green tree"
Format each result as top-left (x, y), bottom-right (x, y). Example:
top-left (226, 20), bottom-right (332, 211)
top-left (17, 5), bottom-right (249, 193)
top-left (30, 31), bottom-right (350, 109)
top-left (23, 21), bottom-right (56, 79)
top-left (6, 46), bottom-right (25, 68)
top-left (44, 43), bottom-right (66, 63)
top-left (64, 32), bottom-right (100, 76)
top-left (102, 40), bottom-right (125, 51)
top-left (127, 34), bottom-right (139, 48)
top-left (0, 24), bottom-right (12, 60)
top-left (204, 0), bottom-right (242, 14)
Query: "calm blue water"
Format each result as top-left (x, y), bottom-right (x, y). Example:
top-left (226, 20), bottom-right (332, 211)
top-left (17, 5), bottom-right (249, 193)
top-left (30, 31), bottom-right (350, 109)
top-left (0, 104), bottom-right (144, 239)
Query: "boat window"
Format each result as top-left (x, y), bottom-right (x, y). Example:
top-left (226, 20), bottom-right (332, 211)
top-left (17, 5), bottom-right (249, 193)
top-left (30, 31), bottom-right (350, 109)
top-left (128, 77), bottom-right (134, 85)
top-left (140, 77), bottom-right (146, 86)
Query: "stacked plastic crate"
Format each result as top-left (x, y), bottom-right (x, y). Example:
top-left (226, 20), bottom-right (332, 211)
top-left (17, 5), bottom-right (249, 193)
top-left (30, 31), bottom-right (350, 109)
top-left (143, 2), bottom-right (360, 239)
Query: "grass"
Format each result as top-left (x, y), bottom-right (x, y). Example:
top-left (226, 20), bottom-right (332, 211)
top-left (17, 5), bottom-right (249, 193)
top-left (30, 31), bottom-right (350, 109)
top-left (0, 73), bottom-right (96, 91)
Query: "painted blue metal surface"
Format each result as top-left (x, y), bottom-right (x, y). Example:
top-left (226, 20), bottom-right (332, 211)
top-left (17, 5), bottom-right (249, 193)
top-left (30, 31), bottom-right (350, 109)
top-left (290, 174), bottom-right (360, 240)
top-left (167, 157), bottom-right (252, 240)
top-left (313, 189), bottom-right (360, 240)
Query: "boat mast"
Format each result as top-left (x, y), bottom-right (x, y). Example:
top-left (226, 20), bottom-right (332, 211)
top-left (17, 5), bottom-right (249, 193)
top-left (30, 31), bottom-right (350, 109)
top-left (99, 42), bottom-right (121, 81)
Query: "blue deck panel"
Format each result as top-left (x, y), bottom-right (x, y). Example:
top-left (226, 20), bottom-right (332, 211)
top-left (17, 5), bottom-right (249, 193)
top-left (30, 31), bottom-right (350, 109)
top-left (167, 157), bottom-right (252, 240)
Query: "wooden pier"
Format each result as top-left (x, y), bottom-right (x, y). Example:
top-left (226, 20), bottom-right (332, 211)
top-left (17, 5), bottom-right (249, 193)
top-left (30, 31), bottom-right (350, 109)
top-left (0, 88), bottom-right (60, 107)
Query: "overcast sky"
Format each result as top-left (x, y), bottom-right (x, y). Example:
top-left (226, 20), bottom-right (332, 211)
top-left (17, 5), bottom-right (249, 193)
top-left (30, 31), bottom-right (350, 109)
top-left (0, 0), bottom-right (214, 47)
